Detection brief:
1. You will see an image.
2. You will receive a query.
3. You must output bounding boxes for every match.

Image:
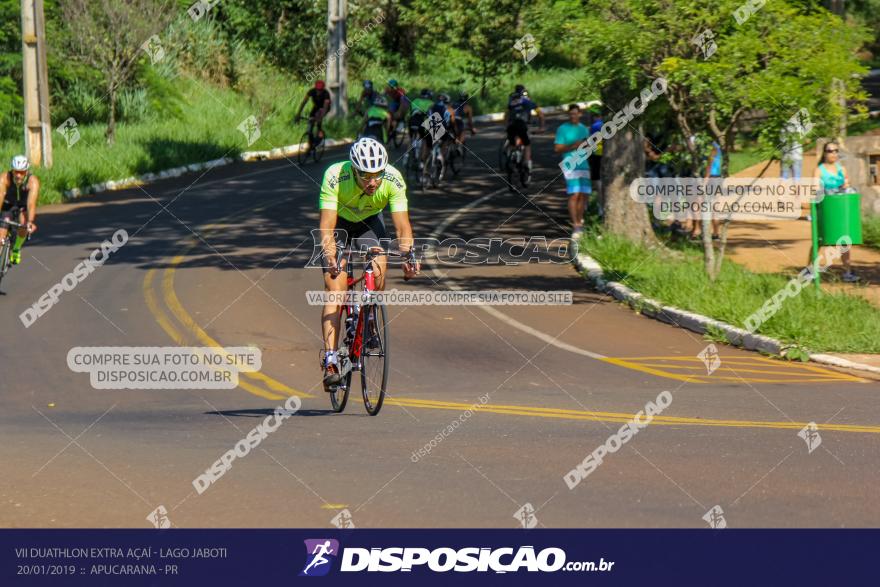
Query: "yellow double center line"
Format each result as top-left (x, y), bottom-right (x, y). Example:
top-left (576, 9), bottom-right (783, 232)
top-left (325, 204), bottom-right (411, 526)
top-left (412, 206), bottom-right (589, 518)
top-left (141, 198), bottom-right (880, 434)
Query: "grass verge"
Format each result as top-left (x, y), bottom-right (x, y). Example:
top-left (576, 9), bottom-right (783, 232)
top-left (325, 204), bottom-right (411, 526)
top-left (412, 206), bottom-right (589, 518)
top-left (864, 214), bottom-right (880, 250)
top-left (1, 77), bottom-right (358, 205)
top-left (579, 230), bottom-right (880, 353)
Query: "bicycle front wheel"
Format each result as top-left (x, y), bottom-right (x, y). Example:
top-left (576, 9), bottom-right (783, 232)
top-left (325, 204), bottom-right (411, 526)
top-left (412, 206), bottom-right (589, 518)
top-left (297, 132), bottom-right (310, 165)
top-left (330, 306), bottom-right (353, 413)
top-left (360, 303), bottom-right (388, 416)
top-left (0, 238), bottom-right (10, 289)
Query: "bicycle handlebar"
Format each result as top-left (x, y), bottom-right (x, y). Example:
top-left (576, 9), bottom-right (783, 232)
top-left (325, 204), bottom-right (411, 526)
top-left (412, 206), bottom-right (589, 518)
top-left (349, 248), bottom-right (417, 262)
top-left (0, 218), bottom-right (24, 229)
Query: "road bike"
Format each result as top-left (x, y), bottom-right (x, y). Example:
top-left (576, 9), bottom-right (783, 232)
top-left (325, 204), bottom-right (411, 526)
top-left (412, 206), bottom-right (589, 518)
top-left (501, 137), bottom-right (530, 190)
top-left (421, 140), bottom-right (445, 189)
top-left (327, 248), bottom-right (414, 415)
top-left (402, 133), bottom-right (423, 188)
top-left (448, 140), bottom-right (465, 176)
top-left (0, 217), bottom-right (25, 292)
top-left (296, 116), bottom-right (326, 164)
top-left (388, 118), bottom-right (407, 149)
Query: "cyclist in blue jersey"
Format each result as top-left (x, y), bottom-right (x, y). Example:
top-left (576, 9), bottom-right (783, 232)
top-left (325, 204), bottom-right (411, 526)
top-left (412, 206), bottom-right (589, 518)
top-left (427, 93), bottom-right (456, 161)
top-left (358, 80), bottom-right (377, 115)
top-left (504, 84), bottom-right (545, 173)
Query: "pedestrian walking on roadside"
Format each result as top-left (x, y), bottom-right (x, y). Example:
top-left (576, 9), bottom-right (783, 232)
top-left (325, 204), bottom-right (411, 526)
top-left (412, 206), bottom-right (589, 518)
top-left (555, 104), bottom-right (591, 240)
top-left (780, 123), bottom-right (804, 181)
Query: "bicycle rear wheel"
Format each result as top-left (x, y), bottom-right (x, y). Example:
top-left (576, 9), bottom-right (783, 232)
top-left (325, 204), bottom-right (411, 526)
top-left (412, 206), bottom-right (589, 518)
top-left (297, 132), bottom-right (311, 165)
top-left (430, 151), bottom-right (443, 188)
top-left (449, 145), bottom-right (463, 176)
top-left (392, 123), bottom-right (406, 149)
top-left (519, 160), bottom-right (531, 187)
top-left (506, 152), bottom-right (516, 189)
top-left (360, 303), bottom-right (388, 416)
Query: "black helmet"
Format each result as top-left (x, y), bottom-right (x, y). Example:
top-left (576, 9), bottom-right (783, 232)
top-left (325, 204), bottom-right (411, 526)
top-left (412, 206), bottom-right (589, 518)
top-left (514, 84), bottom-right (525, 93)
top-left (437, 93), bottom-right (450, 103)
top-left (363, 80), bottom-right (373, 89)
top-left (420, 88), bottom-right (433, 99)
top-left (458, 91), bottom-right (469, 102)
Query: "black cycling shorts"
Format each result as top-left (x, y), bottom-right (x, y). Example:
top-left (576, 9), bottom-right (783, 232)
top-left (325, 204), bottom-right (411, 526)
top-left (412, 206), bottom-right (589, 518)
top-left (409, 112), bottom-right (428, 140)
top-left (363, 119), bottom-right (386, 143)
top-left (1, 206), bottom-right (25, 222)
top-left (506, 119), bottom-right (530, 146)
top-left (454, 118), bottom-right (465, 136)
top-left (322, 213), bottom-right (388, 274)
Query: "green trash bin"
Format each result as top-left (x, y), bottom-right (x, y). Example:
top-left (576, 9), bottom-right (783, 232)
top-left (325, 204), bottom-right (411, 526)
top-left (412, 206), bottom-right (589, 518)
top-left (815, 192), bottom-right (862, 246)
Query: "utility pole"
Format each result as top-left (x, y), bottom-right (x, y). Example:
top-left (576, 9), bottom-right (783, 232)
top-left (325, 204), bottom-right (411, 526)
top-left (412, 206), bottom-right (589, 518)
top-left (21, 0), bottom-right (52, 167)
top-left (326, 0), bottom-right (348, 119)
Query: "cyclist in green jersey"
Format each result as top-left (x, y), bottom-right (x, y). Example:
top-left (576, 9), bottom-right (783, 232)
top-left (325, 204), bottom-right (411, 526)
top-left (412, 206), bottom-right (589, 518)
top-left (408, 89), bottom-right (435, 167)
top-left (363, 95), bottom-right (392, 144)
top-left (318, 137), bottom-right (420, 385)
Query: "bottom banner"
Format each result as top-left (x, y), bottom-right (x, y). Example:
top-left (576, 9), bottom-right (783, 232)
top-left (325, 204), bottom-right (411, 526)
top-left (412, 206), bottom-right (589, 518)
top-left (1, 529), bottom-right (875, 585)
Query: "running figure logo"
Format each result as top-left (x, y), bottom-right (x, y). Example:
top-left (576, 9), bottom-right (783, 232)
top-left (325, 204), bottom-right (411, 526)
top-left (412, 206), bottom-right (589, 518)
top-left (300, 539), bottom-right (340, 577)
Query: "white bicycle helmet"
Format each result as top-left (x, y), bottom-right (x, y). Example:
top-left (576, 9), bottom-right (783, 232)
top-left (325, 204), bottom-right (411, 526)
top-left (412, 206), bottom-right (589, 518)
top-left (11, 155), bottom-right (29, 171)
top-left (350, 137), bottom-right (388, 173)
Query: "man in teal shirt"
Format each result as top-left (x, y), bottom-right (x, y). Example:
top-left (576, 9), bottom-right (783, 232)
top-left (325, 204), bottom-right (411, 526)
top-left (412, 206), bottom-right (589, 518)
top-left (554, 104), bottom-right (591, 239)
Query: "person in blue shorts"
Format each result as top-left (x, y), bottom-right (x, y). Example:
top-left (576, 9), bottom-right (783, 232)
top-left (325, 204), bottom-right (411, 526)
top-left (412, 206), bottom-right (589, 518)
top-left (554, 104), bottom-right (591, 239)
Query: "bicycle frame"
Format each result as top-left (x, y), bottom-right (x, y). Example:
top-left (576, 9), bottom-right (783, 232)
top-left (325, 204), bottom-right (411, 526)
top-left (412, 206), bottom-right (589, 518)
top-left (337, 249), bottom-right (382, 368)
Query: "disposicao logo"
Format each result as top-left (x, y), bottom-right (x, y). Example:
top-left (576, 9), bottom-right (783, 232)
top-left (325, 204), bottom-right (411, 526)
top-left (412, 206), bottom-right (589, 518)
top-left (300, 539), bottom-right (340, 577)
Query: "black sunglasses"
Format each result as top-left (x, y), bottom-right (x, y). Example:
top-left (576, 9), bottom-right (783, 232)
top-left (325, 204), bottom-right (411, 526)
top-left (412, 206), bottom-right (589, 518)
top-left (825, 148), bottom-right (839, 153)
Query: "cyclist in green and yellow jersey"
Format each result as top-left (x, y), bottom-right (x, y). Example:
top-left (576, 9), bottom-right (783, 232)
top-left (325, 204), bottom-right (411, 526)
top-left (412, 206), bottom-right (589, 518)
top-left (362, 95), bottom-right (392, 144)
top-left (318, 137), bottom-right (420, 385)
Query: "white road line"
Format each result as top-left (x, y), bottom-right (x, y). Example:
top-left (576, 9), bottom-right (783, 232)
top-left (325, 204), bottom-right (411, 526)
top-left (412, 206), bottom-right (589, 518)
top-left (428, 187), bottom-right (606, 360)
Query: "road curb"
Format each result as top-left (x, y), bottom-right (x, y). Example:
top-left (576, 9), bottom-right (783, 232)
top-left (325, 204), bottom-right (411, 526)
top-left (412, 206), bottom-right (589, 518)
top-left (62, 101), bottom-right (601, 200)
top-left (63, 138), bottom-right (357, 199)
top-left (573, 247), bottom-right (880, 376)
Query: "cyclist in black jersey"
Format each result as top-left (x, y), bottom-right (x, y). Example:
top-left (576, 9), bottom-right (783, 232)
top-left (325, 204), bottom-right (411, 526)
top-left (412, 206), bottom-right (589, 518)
top-left (0, 155), bottom-right (39, 265)
top-left (296, 80), bottom-right (332, 139)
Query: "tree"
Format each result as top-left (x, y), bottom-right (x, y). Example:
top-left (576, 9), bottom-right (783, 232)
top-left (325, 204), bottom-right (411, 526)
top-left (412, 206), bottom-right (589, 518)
top-left (217, 0), bottom-right (325, 72)
top-left (406, 0), bottom-right (527, 98)
top-left (0, 0), bottom-right (23, 139)
top-left (601, 81), bottom-right (660, 247)
top-left (575, 0), bottom-right (869, 278)
top-left (60, 0), bottom-right (174, 144)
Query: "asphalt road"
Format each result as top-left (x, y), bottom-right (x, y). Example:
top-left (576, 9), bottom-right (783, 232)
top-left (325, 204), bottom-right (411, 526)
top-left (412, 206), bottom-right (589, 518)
top-left (1, 117), bottom-right (878, 529)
